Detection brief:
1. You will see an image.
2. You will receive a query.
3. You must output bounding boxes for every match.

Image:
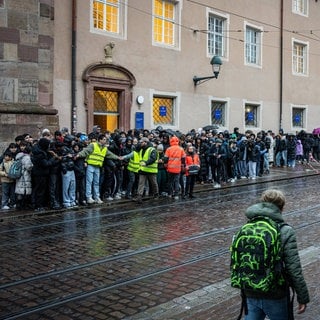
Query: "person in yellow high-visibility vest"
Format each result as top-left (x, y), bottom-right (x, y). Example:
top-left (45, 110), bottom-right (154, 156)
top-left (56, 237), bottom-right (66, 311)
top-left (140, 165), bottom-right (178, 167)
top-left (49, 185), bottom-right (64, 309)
top-left (134, 137), bottom-right (159, 204)
top-left (75, 134), bottom-right (120, 204)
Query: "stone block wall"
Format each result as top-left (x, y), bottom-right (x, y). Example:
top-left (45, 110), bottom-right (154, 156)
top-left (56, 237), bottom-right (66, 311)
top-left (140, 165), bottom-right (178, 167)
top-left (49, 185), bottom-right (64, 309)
top-left (0, 0), bottom-right (58, 151)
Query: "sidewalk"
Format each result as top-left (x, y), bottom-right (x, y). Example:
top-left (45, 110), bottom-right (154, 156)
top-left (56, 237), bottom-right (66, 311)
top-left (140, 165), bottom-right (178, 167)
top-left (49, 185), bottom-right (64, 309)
top-left (1, 162), bottom-right (319, 221)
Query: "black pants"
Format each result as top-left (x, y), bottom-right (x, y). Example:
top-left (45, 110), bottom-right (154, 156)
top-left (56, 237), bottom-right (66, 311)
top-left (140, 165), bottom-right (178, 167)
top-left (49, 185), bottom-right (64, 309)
top-left (185, 175), bottom-right (196, 196)
top-left (32, 175), bottom-right (49, 209)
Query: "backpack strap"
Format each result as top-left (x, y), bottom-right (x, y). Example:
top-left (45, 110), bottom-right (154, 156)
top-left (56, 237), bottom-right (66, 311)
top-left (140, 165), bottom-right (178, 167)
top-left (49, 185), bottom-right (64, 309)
top-left (287, 286), bottom-right (295, 320)
top-left (236, 290), bottom-right (248, 320)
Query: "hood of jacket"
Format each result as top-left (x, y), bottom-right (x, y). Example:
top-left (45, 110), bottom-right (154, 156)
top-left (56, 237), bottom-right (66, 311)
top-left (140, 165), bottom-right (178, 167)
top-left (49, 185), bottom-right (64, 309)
top-left (170, 136), bottom-right (179, 146)
top-left (245, 202), bottom-right (285, 224)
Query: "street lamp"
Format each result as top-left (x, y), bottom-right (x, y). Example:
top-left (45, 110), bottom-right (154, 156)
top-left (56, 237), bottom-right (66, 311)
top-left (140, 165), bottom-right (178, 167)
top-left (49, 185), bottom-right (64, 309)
top-left (193, 55), bottom-right (223, 86)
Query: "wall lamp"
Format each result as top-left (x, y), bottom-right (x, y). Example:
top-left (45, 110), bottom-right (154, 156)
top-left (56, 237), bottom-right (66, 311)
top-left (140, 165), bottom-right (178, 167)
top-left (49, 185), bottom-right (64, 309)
top-left (193, 55), bottom-right (222, 86)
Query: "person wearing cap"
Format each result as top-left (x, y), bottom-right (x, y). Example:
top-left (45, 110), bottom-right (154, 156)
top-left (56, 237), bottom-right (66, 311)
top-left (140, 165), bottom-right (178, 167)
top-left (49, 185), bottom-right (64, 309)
top-left (42, 128), bottom-right (52, 140)
top-left (75, 134), bottom-right (120, 204)
top-left (121, 138), bottom-right (140, 199)
top-left (134, 137), bottom-right (159, 204)
top-left (60, 127), bottom-right (69, 137)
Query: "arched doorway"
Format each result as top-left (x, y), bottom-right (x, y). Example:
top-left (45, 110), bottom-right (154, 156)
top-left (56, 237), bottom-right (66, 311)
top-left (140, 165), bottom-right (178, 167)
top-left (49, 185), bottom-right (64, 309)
top-left (82, 63), bottom-right (136, 133)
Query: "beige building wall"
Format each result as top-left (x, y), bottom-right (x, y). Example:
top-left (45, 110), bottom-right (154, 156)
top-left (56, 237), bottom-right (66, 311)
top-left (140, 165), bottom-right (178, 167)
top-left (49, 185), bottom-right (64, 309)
top-left (53, 0), bottom-right (320, 135)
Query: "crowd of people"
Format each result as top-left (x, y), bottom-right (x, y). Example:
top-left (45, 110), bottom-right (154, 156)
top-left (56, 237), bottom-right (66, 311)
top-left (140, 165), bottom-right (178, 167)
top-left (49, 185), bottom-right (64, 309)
top-left (0, 125), bottom-right (319, 211)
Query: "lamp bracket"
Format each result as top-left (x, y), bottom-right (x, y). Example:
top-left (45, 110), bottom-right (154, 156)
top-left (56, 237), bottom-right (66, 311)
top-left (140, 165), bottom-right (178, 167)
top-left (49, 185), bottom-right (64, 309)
top-left (193, 75), bottom-right (217, 86)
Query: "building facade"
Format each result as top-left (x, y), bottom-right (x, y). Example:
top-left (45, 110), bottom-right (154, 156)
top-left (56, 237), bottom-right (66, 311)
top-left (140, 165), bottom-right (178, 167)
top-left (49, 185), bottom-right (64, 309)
top-left (0, 0), bottom-right (319, 146)
top-left (0, 0), bottom-right (57, 149)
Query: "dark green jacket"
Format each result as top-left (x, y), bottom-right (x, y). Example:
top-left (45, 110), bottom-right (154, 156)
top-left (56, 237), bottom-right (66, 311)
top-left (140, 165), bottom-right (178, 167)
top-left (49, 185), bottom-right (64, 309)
top-left (244, 202), bottom-right (310, 304)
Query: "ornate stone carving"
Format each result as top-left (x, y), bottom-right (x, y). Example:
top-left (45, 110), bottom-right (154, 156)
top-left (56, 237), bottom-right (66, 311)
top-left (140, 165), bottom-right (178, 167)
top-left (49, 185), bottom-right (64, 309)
top-left (104, 42), bottom-right (115, 63)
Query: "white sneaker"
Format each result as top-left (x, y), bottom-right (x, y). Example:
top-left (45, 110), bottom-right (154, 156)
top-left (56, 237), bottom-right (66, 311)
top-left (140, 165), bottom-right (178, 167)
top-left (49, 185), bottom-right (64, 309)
top-left (95, 197), bottom-right (103, 204)
top-left (114, 194), bottom-right (121, 200)
top-left (230, 178), bottom-right (235, 183)
top-left (2, 205), bottom-right (10, 210)
top-left (214, 184), bottom-right (221, 188)
top-left (106, 196), bottom-right (113, 201)
top-left (87, 197), bottom-right (95, 204)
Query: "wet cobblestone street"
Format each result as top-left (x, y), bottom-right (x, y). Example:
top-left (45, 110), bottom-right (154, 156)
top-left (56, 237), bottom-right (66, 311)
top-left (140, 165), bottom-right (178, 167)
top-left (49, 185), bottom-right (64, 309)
top-left (1, 164), bottom-right (320, 319)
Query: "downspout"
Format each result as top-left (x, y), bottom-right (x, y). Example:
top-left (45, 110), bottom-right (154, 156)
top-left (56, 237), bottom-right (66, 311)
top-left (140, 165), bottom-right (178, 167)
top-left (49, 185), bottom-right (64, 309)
top-left (71, 0), bottom-right (77, 133)
top-left (279, 0), bottom-right (284, 132)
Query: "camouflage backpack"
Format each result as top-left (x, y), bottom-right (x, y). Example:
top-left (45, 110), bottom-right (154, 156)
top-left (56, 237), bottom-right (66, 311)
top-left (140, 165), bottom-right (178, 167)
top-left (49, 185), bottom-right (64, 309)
top-left (230, 216), bottom-right (286, 293)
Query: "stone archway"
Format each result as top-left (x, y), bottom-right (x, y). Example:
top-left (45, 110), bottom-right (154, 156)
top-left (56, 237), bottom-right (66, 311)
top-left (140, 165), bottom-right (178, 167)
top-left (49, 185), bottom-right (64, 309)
top-left (82, 63), bottom-right (136, 133)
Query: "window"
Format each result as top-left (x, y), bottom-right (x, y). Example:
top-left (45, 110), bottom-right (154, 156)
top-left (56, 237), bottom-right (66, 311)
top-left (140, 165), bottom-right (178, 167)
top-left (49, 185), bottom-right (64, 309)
top-left (92, 0), bottom-right (126, 38)
top-left (153, 0), bottom-right (180, 48)
top-left (293, 41), bottom-right (308, 75)
top-left (245, 104), bottom-right (259, 127)
top-left (207, 13), bottom-right (227, 57)
top-left (245, 25), bottom-right (262, 66)
top-left (211, 101), bottom-right (226, 126)
top-left (293, 0), bottom-right (308, 15)
top-left (94, 90), bottom-right (119, 132)
top-left (292, 107), bottom-right (305, 128)
top-left (153, 96), bottom-right (175, 125)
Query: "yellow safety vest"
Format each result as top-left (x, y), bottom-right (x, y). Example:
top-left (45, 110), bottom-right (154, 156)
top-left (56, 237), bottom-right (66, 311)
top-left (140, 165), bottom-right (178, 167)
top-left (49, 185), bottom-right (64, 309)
top-left (139, 147), bottom-right (158, 174)
top-left (127, 151), bottom-right (140, 173)
top-left (86, 142), bottom-right (107, 167)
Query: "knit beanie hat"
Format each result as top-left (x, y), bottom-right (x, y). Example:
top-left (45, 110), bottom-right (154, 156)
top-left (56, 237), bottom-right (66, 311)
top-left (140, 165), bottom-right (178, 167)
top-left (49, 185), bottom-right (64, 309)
top-left (38, 138), bottom-right (50, 150)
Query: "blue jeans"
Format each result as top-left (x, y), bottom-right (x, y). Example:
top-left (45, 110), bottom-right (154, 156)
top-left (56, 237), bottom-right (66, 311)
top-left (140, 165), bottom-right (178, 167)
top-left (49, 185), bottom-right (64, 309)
top-left (276, 150), bottom-right (287, 166)
top-left (61, 170), bottom-right (76, 207)
top-left (245, 297), bottom-right (288, 320)
top-left (248, 161), bottom-right (257, 178)
top-left (1, 182), bottom-right (15, 207)
top-left (86, 164), bottom-right (101, 199)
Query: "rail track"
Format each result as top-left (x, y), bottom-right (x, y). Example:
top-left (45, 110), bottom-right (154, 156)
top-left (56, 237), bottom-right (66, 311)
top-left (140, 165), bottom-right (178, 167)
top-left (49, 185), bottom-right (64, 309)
top-left (1, 176), bottom-right (319, 320)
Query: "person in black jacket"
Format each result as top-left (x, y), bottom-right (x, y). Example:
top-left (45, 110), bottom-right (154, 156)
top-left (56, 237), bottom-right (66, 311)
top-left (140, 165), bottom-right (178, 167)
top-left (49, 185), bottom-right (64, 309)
top-left (31, 138), bottom-right (60, 212)
top-left (73, 143), bottom-right (87, 206)
top-left (208, 138), bottom-right (226, 188)
top-left (59, 135), bottom-right (76, 208)
top-left (247, 136), bottom-right (260, 179)
top-left (48, 141), bottom-right (63, 209)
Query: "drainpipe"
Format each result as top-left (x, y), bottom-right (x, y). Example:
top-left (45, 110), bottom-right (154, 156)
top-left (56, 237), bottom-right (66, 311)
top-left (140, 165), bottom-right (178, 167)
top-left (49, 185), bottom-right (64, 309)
top-left (71, 0), bottom-right (77, 133)
top-left (279, 0), bottom-right (284, 132)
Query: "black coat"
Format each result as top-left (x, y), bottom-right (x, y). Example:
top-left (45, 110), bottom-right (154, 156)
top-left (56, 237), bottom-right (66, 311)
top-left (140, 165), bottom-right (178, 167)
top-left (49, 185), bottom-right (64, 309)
top-left (31, 144), bottom-right (56, 177)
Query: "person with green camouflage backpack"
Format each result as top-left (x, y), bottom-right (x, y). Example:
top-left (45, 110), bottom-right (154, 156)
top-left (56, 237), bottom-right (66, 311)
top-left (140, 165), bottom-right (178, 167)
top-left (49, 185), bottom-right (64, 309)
top-left (230, 189), bottom-right (309, 320)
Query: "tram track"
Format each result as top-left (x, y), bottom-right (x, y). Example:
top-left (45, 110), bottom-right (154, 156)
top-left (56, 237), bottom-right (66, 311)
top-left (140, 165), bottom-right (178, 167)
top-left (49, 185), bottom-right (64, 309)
top-left (1, 175), bottom-right (320, 319)
top-left (1, 207), bottom-right (320, 319)
top-left (1, 198), bottom-right (320, 291)
top-left (2, 217), bottom-right (320, 320)
top-left (1, 175), bottom-right (317, 235)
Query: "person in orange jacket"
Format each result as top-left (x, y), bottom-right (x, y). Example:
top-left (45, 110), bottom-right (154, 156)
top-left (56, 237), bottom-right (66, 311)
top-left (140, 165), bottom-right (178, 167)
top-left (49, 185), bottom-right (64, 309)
top-left (184, 145), bottom-right (200, 199)
top-left (164, 136), bottom-right (186, 199)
